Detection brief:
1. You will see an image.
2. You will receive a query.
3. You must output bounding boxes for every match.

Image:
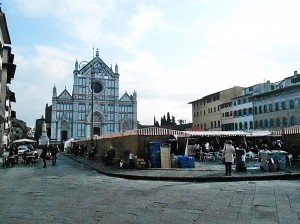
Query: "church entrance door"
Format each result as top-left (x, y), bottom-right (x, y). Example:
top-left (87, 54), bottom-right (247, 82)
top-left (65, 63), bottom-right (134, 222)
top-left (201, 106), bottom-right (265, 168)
top-left (61, 131), bottom-right (68, 143)
top-left (94, 127), bottom-right (100, 136)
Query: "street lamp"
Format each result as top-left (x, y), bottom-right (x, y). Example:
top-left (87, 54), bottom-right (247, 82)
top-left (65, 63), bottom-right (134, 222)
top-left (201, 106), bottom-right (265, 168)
top-left (90, 65), bottom-right (95, 147)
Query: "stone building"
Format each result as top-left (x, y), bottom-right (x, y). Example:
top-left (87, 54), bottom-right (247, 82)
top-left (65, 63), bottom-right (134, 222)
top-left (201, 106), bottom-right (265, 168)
top-left (49, 49), bottom-right (137, 144)
top-left (253, 83), bottom-right (300, 130)
top-left (190, 70), bottom-right (300, 132)
top-left (189, 86), bottom-right (243, 131)
top-left (220, 101), bottom-right (234, 131)
top-left (232, 81), bottom-right (275, 131)
top-left (0, 8), bottom-right (16, 153)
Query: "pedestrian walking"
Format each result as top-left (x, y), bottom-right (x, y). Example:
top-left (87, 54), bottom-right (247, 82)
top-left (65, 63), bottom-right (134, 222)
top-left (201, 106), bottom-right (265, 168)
top-left (40, 147), bottom-right (48, 168)
top-left (222, 140), bottom-right (235, 176)
top-left (50, 145), bottom-right (59, 166)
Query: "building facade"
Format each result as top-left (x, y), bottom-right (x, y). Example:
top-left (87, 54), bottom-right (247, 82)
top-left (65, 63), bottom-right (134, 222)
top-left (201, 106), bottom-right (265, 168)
top-left (189, 86), bottom-right (243, 131)
top-left (232, 81), bottom-right (275, 131)
top-left (50, 49), bottom-right (137, 144)
top-left (220, 101), bottom-right (234, 131)
top-left (190, 71), bottom-right (300, 133)
top-left (0, 8), bottom-right (16, 153)
top-left (253, 83), bottom-right (300, 130)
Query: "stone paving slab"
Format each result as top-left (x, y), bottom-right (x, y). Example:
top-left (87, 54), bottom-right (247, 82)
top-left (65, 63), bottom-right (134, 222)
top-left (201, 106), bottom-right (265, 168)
top-left (63, 153), bottom-right (300, 182)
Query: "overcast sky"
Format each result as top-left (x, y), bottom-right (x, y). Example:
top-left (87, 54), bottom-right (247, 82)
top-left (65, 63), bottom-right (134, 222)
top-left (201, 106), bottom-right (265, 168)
top-left (4, 0), bottom-right (300, 128)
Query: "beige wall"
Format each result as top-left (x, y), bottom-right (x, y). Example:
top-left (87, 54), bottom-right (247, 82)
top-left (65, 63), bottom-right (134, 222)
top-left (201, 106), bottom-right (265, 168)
top-left (191, 86), bottom-right (243, 131)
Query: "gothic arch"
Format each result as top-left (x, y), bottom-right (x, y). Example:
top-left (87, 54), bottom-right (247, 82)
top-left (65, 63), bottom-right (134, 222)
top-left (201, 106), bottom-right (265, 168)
top-left (120, 120), bottom-right (131, 131)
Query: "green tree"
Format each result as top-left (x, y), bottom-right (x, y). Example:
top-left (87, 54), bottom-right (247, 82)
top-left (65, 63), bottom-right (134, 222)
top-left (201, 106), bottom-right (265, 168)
top-left (167, 112), bottom-right (171, 125)
top-left (154, 116), bottom-right (159, 126)
top-left (171, 116), bottom-right (176, 125)
top-left (178, 119), bottom-right (185, 125)
top-left (161, 115), bottom-right (166, 126)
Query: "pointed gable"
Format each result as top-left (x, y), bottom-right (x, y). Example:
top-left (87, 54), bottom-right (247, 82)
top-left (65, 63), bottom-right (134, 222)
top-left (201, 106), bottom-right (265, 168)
top-left (58, 89), bottom-right (72, 100)
top-left (119, 92), bottom-right (132, 102)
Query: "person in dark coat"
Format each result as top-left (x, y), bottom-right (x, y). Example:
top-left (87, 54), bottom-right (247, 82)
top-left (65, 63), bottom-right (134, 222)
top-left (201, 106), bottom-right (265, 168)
top-left (50, 145), bottom-right (59, 166)
top-left (40, 147), bottom-right (48, 168)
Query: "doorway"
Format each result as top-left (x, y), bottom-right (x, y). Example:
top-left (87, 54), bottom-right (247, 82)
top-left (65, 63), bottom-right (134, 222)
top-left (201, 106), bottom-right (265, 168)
top-left (94, 127), bottom-right (100, 136)
top-left (61, 131), bottom-right (68, 142)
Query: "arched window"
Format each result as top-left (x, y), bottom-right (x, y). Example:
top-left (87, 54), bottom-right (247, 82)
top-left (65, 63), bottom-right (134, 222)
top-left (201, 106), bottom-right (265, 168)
top-left (275, 102), bottom-right (279, 111)
top-left (270, 119), bottom-right (274, 127)
top-left (276, 118), bottom-right (281, 126)
top-left (282, 101), bottom-right (286, 110)
top-left (239, 122), bottom-right (243, 130)
top-left (254, 121), bottom-right (258, 129)
top-left (249, 107), bottom-right (253, 115)
top-left (259, 120), bottom-right (263, 128)
top-left (234, 110), bottom-right (237, 117)
top-left (259, 106), bottom-right (262, 114)
top-left (254, 107), bottom-right (258, 114)
top-left (244, 121), bottom-right (248, 130)
top-left (283, 117), bottom-right (287, 126)
top-left (290, 116), bottom-right (296, 125)
top-left (235, 123), bottom-right (238, 130)
top-left (290, 100), bottom-right (295, 109)
top-left (264, 119), bottom-right (269, 128)
top-left (269, 104), bottom-right (273, 112)
top-left (238, 109), bottom-right (242, 116)
top-left (250, 121), bottom-right (253, 129)
top-left (263, 105), bottom-right (268, 113)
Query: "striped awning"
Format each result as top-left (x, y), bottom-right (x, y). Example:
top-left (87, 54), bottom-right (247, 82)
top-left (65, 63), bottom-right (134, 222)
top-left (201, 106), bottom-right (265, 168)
top-left (284, 125), bottom-right (300, 135)
top-left (178, 130), bottom-right (247, 137)
top-left (271, 129), bottom-right (283, 136)
top-left (137, 127), bottom-right (184, 136)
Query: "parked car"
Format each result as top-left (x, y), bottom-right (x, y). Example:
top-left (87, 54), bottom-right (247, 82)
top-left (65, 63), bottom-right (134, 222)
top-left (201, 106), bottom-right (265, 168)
top-left (17, 145), bottom-right (30, 155)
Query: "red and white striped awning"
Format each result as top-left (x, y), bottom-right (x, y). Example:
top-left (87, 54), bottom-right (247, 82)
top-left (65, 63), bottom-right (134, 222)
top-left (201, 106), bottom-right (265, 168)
top-left (271, 129), bottom-right (283, 136)
top-left (284, 125), bottom-right (300, 135)
top-left (137, 127), bottom-right (184, 136)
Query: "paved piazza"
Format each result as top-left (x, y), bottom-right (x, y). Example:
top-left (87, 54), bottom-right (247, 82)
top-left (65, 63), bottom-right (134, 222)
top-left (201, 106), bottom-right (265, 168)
top-left (0, 155), bottom-right (299, 224)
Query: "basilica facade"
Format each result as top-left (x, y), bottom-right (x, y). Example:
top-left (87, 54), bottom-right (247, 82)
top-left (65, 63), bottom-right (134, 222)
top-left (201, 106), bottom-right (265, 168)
top-left (50, 49), bottom-right (137, 143)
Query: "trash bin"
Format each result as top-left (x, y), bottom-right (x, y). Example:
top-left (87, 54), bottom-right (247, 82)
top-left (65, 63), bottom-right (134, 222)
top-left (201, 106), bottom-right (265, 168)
top-left (149, 141), bottom-right (161, 168)
top-left (274, 150), bottom-right (287, 171)
top-left (236, 148), bottom-right (247, 172)
top-left (260, 151), bottom-right (275, 171)
top-left (260, 150), bottom-right (287, 171)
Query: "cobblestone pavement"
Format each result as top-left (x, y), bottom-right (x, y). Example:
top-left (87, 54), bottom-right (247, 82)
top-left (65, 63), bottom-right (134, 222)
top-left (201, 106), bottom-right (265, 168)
top-left (64, 153), bottom-right (300, 182)
top-left (0, 154), bottom-right (300, 224)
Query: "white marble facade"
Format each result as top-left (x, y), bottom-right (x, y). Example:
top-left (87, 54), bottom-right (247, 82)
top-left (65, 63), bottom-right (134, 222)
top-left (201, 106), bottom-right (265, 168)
top-left (50, 49), bottom-right (137, 143)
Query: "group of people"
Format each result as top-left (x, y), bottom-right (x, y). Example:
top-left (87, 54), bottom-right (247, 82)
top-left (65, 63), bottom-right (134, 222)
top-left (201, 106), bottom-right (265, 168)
top-left (40, 145), bottom-right (60, 168)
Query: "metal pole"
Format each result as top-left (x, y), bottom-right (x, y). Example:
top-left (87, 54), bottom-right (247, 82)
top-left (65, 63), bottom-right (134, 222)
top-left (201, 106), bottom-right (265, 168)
top-left (91, 65), bottom-right (94, 147)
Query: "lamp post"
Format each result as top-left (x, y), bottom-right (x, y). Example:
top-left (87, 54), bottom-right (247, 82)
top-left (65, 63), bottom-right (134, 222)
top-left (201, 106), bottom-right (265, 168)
top-left (90, 65), bottom-right (95, 148)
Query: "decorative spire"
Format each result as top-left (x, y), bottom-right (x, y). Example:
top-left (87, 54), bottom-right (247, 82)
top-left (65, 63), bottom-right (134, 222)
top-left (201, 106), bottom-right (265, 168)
top-left (53, 85), bottom-right (57, 97)
top-left (75, 59), bottom-right (78, 70)
top-left (96, 48), bottom-right (99, 57)
top-left (115, 63), bottom-right (118, 74)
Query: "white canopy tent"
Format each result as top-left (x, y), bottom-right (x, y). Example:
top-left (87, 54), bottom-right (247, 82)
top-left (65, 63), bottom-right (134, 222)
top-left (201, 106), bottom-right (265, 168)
top-left (13, 138), bottom-right (37, 144)
top-left (64, 138), bottom-right (74, 151)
